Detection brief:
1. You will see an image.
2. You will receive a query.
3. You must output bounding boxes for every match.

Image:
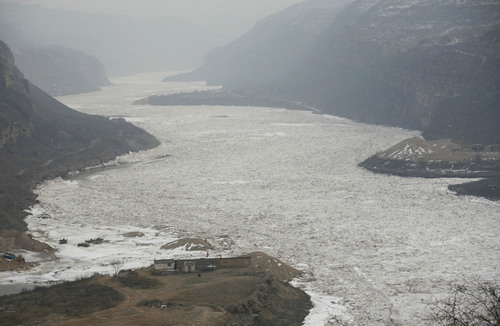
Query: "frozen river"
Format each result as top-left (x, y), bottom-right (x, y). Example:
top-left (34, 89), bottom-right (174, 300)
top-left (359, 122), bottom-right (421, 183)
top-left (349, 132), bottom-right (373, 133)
top-left (3, 72), bottom-right (499, 325)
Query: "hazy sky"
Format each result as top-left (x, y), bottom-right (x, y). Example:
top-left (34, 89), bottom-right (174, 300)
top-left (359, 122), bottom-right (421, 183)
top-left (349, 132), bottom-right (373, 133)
top-left (2, 0), bottom-right (304, 19)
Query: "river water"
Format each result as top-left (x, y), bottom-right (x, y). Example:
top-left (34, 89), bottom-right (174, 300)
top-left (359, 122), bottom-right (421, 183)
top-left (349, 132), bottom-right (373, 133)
top-left (3, 72), bottom-right (499, 325)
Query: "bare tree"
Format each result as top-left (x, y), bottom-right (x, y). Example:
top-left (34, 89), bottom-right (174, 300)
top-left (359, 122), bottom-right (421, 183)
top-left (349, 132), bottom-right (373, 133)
top-left (110, 258), bottom-right (123, 276)
top-left (430, 281), bottom-right (500, 326)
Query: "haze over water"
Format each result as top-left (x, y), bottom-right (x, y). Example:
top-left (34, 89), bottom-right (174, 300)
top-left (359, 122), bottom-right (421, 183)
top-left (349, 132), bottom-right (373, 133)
top-left (16, 73), bottom-right (500, 325)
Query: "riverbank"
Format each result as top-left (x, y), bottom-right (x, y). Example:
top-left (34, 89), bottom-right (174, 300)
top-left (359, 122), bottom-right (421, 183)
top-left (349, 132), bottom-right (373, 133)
top-left (133, 88), bottom-right (318, 112)
top-left (0, 252), bottom-right (312, 326)
top-left (0, 41), bottom-right (161, 250)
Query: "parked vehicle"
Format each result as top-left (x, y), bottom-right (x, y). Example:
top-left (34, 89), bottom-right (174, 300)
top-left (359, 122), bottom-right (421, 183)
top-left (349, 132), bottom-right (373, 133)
top-left (3, 253), bottom-right (16, 259)
top-left (85, 238), bottom-right (104, 244)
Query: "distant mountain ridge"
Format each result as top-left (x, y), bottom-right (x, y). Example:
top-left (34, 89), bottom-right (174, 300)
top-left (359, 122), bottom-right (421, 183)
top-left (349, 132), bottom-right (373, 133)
top-left (0, 2), bottom-right (253, 76)
top-left (165, 0), bottom-right (353, 87)
top-left (0, 41), bottom-right (159, 242)
top-left (13, 45), bottom-right (110, 96)
top-left (169, 0), bottom-right (500, 144)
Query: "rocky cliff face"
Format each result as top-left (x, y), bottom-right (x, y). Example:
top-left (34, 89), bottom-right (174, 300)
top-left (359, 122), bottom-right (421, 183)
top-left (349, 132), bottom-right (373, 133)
top-left (13, 45), bottom-right (110, 96)
top-left (0, 42), bottom-right (34, 149)
top-left (0, 41), bottom-right (159, 235)
top-left (174, 0), bottom-right (500, 144)
top-left (286, 0), bottom-right (500, 144)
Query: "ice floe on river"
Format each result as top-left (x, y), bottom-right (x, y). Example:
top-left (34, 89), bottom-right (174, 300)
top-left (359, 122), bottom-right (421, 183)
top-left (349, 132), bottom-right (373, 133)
top-left (1, 72), bottom-right (498, 325)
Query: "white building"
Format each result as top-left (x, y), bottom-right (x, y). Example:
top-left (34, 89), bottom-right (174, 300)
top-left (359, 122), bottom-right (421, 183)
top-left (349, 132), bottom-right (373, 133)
top-left (154, 259), bottom-right (176, 272)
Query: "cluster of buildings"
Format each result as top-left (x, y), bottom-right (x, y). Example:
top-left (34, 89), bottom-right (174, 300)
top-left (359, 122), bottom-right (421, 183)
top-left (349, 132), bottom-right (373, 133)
top-left (154, 256), bottom-right (251, 273)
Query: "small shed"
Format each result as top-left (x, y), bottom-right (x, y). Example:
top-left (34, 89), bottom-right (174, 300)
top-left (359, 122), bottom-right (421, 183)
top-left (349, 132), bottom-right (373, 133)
top-left (154, 259), bottom-right (176, 272)
top-left (181, 261), bottom-right (196, 273)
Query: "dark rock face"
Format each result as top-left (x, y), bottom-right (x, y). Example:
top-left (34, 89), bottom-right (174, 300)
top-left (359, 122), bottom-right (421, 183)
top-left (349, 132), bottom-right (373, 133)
top-left (0, 41), bottom-right (160, 234)
top-left (0, 41), bottom-right (34, 153)
top-left (172, 0), bottom-right (500, 144)
top-left (13, 45), bottom-right (110, 96)
top-left (285, 0), bottom-right (500, 144)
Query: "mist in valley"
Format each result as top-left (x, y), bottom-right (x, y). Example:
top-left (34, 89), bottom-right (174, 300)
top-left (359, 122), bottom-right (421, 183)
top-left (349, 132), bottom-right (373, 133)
top-left (0, 1), bottom-right (499, 325)
top-left (0, 0), bottom-right (303, 75)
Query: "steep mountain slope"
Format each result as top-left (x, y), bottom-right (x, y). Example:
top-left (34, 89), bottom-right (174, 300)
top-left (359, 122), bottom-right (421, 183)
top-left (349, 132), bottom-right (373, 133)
top-left (166, 0), bottom-right (353, 87)
top-left (284, 0), bottom-right (500, 144)
top-left (170, 0), bottom-right (499, 144)
top-left (0, 41), bottom-right (159, 237)
top-left (13, 45), bottom-right (110, 96)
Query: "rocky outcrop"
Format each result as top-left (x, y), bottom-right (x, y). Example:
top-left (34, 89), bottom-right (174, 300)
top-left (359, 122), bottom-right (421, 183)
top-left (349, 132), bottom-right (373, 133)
top-left (358, 137), bottom-right (500, 200)
top-left (0, 42), bottom-right (34, 149)
top-left (359, 137), bottom-right (500, 178)
top-left (169, 0), bottom-right (500, 145)
top-left (13, 45), bottom-right (110, 96)
top-left (0, 41), bottom-right (160, 238)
